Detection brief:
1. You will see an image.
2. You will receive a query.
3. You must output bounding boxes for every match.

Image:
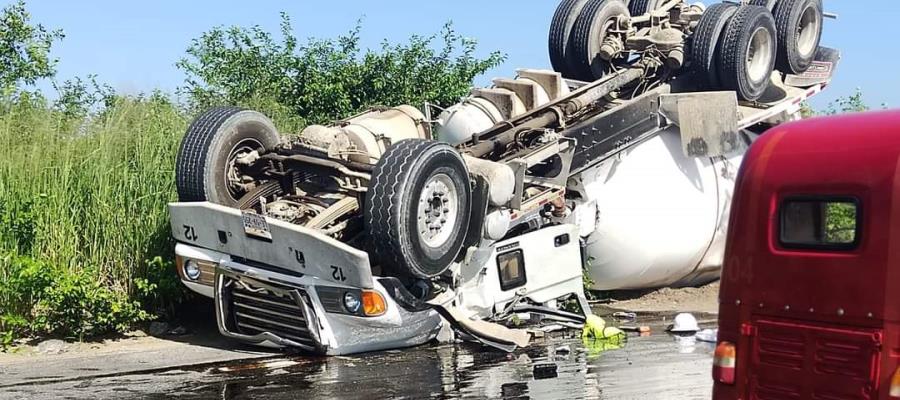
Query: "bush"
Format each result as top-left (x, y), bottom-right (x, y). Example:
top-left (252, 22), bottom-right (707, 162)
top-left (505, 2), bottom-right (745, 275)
top-left (0, 253), bottom-right (151, 344)
top-left (178, 15), bottom-right (505, 131)
top-left (824, 88), bottom-right (872, 115)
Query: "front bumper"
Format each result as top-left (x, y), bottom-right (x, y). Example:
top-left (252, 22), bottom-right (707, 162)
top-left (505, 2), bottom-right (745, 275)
top-left (206, 257), bottom-right (443, 356)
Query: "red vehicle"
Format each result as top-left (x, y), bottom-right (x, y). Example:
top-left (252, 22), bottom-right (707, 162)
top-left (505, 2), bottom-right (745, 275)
top-left (713, 110), bottom-right (900, 399)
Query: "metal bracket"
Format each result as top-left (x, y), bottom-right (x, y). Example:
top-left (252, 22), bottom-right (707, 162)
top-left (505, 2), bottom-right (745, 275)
top-left (508, 159), bottom-right (526, 210)
top-left (524, 138), bottom-right (576, 189)
top-left (505, 138), bottom-right (575, 210)
top-left (659, 91), bottom-right (743, 158)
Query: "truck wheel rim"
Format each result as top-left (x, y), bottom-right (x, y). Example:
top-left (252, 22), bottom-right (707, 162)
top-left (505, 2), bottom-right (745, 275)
top-left (797, 5), bottom-right (820, 57)
top-left (417, 173), bottom-right (459, 248)
top-left (225, 138), bottom-right (263, 200)
top-left (746, 26), bottom-right (774, 83)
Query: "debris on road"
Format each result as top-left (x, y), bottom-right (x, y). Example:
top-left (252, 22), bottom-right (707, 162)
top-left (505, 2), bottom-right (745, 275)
top-left (620, 326), bottom-right (652, 334)
top-left (667, 313), bottom-right (701, 333)
top-left (582, 315), bottom-right (626, 342)
top-left (555, 345), bottom-right (571, 354)
top-left (612, 312), bottom-right (637, 321)
top-left (695, 329), bottom-right (717, 343)
top-left (533, 363), bottom-right (559, 380)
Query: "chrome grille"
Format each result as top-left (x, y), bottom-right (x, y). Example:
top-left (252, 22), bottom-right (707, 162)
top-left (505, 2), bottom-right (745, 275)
top-left (227, 279), bottom-right (317, 348)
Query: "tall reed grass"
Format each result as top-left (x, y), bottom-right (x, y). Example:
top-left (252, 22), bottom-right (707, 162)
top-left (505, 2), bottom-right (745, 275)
top-left (0, 92), bottom-right (189, 340)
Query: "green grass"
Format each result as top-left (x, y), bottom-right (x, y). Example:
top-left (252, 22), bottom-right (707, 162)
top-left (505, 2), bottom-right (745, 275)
top-left (0, 92), bottom-right (189, 342)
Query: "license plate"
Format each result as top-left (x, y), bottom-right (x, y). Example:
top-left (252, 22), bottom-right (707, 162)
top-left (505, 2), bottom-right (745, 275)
top-left (242, 211), bottom-right (272, 241)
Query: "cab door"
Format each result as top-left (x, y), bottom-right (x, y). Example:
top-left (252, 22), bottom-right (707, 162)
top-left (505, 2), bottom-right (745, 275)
top-left (493, 224), bottom-right (584, 307)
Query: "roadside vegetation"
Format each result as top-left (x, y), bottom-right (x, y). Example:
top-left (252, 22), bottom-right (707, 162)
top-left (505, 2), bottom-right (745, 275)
top-left (0, 1), bottom-right (503, 347)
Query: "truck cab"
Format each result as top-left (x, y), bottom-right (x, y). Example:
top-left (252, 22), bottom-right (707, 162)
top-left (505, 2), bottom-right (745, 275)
top-left (713, 110), bottom-right (900, 399)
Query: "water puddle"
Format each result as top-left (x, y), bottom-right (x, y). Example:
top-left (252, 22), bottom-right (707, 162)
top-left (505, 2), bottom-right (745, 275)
top-left (5, 312), bottom-right (716, 399)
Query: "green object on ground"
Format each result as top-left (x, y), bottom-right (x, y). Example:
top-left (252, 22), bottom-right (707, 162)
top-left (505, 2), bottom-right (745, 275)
top-left (582, 314), bottom-right (627, 357)
top-left (582, 314), bottom-right (627, 340)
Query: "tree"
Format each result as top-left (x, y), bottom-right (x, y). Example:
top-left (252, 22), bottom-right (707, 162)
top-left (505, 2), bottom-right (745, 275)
top-left (0, 1), bottom-right (64, 90)
top-left (801, 89), bottom-right (880, 118)
top-left (823, 88), bottom-right (870, 115)
top-left (177, 14), bottom-right (505, 129)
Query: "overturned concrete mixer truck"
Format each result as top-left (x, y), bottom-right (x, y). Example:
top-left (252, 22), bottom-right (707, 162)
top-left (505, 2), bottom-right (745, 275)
top-left (169, 0), bottom-right (837, 355)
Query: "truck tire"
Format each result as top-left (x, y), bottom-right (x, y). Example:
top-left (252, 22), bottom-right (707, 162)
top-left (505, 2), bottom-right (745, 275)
top-left (772, 0), bottom-right (822, 74)
top-left (748, 0), bottom-right (776, 10)
top-left (365, 139), bottom-right (472, 279)
top-left (176, 107), bottom-right (281, 207)
top-left (570, 0), bottom-right (630, 81)
top-left (691, 2), bottom-right (738, 89)
top-left (549, 0), bottom-right (591, 79)
top-left (717, 6), bottom-right (777, 101)
top-left (628, 0), bottom-right (661, 17)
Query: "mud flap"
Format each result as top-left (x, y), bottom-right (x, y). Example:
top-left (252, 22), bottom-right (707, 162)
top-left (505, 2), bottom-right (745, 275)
top-left (783, 47), bottom-right (841, 88)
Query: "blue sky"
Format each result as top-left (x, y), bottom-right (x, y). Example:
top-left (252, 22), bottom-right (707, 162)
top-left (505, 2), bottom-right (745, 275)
top-left (9, 0), bottom-right (900, 110)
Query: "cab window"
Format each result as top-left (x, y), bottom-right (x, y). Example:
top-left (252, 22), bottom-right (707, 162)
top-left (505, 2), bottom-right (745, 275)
top-left (780, 197), bottom-right (860, 250)
top-left (497, 250), bottom-right (527, 291)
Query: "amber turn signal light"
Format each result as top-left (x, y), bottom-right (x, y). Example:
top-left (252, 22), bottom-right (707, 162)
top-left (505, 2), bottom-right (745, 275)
top-left (362, 290), bottom-right (387, 317)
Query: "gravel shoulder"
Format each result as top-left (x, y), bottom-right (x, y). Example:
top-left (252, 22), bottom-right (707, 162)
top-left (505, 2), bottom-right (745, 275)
top-left (0, 323), bottom-right (275, 388)
top-left (603, 281), bottom-right (720, 314)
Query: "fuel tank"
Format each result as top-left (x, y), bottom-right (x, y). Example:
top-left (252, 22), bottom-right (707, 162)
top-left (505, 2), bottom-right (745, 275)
top-left (295, 105), bottom-right (429, 164)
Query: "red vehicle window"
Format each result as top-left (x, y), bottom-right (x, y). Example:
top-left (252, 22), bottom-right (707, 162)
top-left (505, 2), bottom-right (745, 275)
top-left (779, 197), bottom-right (860, 250)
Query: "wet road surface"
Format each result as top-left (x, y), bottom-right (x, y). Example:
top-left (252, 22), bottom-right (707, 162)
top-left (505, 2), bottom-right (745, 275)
top-left (2, 328), bottom-right (715, 400)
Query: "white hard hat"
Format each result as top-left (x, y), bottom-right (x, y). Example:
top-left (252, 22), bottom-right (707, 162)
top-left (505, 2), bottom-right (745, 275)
top-left (669, 313), bottom-right (700, 333)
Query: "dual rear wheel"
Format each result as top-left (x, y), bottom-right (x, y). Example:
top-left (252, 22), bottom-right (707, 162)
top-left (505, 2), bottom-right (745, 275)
top-left (548, 0), bottom-right (823, 101)
top-left (549, 0), bottom-right (630, 82)
top-left (692, 0), bottom-right (823, 101)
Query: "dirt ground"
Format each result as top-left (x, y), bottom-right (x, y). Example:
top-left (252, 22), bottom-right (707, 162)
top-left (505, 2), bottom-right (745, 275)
top-left (603, 281), bottom-right (720, 314)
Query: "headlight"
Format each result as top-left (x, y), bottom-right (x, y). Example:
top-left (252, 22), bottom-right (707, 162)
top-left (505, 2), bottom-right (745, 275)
top-left (184, 260), bottom-right (202, 281)
top-left (343, 292), bottom-right (361, 314)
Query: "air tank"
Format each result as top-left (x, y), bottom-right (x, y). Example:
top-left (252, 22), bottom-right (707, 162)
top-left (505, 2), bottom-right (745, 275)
top-left (297, 105), bottom-right (428, 164)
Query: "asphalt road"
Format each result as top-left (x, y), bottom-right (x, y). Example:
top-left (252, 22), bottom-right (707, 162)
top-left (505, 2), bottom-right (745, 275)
top-left (1, 329), bottom-right (714, 400)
